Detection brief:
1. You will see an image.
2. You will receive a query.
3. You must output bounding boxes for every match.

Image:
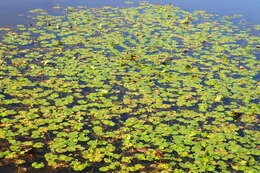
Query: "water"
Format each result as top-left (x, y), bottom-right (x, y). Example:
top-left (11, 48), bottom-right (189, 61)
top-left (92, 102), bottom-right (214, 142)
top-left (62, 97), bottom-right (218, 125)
top-left (0, 1), bottom-right (259, 173)
top-left (0, 0), bottom-right (260, 27)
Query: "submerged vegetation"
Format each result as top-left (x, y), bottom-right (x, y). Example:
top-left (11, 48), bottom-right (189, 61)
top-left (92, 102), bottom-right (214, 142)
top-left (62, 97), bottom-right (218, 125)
top-left (0, 3), bottom-right (259, 172)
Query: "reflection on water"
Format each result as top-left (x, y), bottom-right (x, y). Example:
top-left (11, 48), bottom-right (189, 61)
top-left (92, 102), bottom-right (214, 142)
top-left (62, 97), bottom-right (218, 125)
top-left (0, 0), bottom-right (260, 26)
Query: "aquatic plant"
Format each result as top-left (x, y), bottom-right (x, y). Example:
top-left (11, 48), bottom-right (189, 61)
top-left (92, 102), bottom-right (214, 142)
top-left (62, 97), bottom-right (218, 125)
top-left (0, 2), bottom-right (259, 172)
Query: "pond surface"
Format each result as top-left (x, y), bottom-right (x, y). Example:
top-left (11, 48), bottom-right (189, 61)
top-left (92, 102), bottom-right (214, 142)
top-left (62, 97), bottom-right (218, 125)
top-left (0, 0), bottom-right (260, 26)
top-left (0, 1), bottom-right (259, 173)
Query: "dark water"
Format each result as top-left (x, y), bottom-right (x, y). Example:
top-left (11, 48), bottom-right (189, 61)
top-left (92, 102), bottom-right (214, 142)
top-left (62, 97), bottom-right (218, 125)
top-left (0, 0), bottom-right (260, 27)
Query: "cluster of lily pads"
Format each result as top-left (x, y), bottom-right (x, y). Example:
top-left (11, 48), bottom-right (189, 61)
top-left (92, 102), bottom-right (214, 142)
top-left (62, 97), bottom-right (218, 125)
top-left (0, 3), bottom-right (259, 172)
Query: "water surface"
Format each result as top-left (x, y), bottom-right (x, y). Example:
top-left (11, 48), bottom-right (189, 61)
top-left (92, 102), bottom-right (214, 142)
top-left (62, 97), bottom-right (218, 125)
top-left (0, 1), bottom-right (259, 173)
top-left (0, 0), bottom-right (260, 26)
